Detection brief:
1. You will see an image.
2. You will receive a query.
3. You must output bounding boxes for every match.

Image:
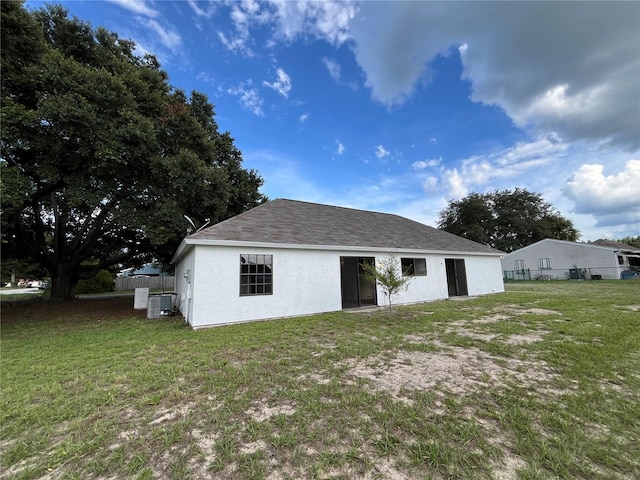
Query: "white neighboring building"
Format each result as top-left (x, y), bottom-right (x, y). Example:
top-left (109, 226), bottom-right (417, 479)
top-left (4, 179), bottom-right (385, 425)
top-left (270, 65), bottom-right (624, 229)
top-left (171, 199), bottom-right (505, 328)
top-left (501, 238), bottom-right (640, 281)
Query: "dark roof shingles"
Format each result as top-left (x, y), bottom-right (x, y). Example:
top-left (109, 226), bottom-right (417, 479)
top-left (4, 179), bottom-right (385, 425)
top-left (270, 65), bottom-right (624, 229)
top-left (190, 199), bottom-right (500, 254)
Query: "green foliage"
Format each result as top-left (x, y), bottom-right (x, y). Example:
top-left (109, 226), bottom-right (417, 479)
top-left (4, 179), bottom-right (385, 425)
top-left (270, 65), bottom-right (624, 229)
top-left (0, 1), bottom-right (266, 300)
top-left (75, 270), bottom-right (114, 294)
top-left (616, 235), bottom-right (640, 248)
top-left (437, 188), bottom-right (579, 253)
top-left (361, 255), bottom-right (412, 309)
top-left (0, 258), bottom-right (47, 284)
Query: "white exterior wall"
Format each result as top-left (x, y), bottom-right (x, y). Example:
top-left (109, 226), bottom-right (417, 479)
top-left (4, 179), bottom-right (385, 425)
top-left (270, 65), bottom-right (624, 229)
top-left (391, 256), bottom-right (448, 306)
top-left (179, 245), bottom-right (504, 328)
top-left (501, 240), bottom-right (622, 280)
top-left (389, 255), bottom-right (504, 306)
top-left (460, 255), bottom-right (506, 296)
top-left (174, 247), bottom-right (195, 324)
top-left (187, 246), bottom-right (342, 328)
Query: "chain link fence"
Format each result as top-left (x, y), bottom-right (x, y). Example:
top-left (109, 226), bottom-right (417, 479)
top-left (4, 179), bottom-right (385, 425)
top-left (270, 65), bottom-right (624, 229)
top-left (503, 267), bottom-right (638, 282)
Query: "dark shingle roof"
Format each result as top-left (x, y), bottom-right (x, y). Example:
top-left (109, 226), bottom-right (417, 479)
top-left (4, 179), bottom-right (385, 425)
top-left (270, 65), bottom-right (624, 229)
top-left (590, 239), bottom-right (640, 252)
top-left (188, 199), bottom-right (500, 255)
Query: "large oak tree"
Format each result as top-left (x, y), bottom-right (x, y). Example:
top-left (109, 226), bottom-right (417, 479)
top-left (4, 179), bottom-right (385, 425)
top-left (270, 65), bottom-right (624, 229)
top-left (437, 188), bottom-right (579, 253)
top-left (1, 1), bottom-right (265, 300)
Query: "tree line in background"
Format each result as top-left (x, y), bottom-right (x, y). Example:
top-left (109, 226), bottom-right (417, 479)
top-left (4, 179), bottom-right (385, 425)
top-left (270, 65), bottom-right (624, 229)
top-left (1, 1), bottom-right (266, 300)
top-left (616, 236), bottom-right (640, 249)
top-left (437, 188), bottom-right (580, 253)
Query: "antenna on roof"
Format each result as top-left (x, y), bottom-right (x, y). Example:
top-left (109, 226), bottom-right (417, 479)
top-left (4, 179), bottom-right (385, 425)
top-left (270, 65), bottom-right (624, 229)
top-left (183, 215), bottom-right (210, 233)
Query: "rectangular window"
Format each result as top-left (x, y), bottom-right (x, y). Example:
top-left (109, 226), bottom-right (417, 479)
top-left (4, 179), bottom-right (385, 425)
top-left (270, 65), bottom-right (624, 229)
top-left (401, 258), bottom-right (427, 276)
top-left (538, 258), bottom-right (552, 269)
top-left (618, 255), bottom-right (624, 265)
top-left (240, 254), bottom-right (273, 296)
top-left (514, 260), bottom-right (525, 271)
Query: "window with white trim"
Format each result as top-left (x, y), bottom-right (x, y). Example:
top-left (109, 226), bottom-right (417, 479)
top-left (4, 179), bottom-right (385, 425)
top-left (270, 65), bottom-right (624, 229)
top-left (514, 259), bottom-right (525, 271)
top-left (538, 258), bottom-right (552, 269)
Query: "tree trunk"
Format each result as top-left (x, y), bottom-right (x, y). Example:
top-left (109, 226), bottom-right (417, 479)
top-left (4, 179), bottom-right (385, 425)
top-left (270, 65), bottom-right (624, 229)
top-left (50, 265), bottom-right (78, 301)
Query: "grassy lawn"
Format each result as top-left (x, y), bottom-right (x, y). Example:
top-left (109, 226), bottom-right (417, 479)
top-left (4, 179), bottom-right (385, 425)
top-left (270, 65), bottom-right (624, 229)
top-left (1, 281), bottom-right (639, 479)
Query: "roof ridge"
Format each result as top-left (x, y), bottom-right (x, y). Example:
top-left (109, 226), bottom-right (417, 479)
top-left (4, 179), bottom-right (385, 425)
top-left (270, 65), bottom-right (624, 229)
top-left (274, 198), bottom-right (406, 219)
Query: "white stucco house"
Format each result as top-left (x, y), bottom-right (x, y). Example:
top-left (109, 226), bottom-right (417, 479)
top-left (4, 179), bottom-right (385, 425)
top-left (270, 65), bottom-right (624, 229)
top-left (171, 199), bottom-right (505, 328)
top-left (501, 238), bottom-right (640, 281)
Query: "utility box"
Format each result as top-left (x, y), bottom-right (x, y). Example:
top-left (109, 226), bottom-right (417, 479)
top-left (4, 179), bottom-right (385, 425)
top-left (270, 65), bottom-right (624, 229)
top-left (569, 268), bottom-right (582, 280)
top-left (134, 287), bottom-right (149, 309)
top-left (159, 293), bottom-right (176, 316)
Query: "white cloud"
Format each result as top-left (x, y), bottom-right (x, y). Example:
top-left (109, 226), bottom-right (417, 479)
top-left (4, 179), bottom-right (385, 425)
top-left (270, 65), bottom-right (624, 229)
top-left (322, 57), bottom-right (341, 82)
top-left (188, 0), bottom-right (217, 18)
top-left (349, 2), bottom-right (640, 150)
top-left (321, 56), bottom-right (357, 90)
top-left (226, 81), bottom-right (264, 116)
top-left (216, 1), bottom-right (265, 56)
top-left (375, 145), bottom-right (390, 159)
top-left (412, 158), bottom-right (441, 170)
top-left (564, 160), bottom-right (640, 223)
top-left (216, 1), bottom-right (354, 56)
top-left (350, 3), bottom-right (446, 107)
top-left (106, 0), bottom-right (158, 17)
top-left (268, 0), bottom-right (355, 45)
top-left (263, 68), bottom-right (292, 98)
top-left (299, 113), bottom-right (309, 123)
top-left (436, 135), bottom-right (569, 194)
top-left (143, 19), bottom-right (182, 52)
top-left (422, 176), bottom-right (439, 193)
top-left (336, 140), bottom-right (345, 155)
top-left (209, 2), bottom-right (638, 150)
top-left (444, 169), bottom-right (467, 199)
top-left (218, 31), bottom-right (253, 56)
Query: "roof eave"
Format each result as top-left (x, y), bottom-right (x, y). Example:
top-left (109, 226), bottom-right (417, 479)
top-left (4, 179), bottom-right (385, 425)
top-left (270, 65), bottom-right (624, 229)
top-left (170, 238), bottom-right (195, 265)
top-left (174, 238), bottom-right (503, 257)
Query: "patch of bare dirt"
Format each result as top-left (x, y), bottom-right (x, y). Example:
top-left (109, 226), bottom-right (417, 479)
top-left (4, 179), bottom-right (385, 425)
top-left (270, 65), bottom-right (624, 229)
top-left (499, 305), bottom-right (561, 315)
top-left (246, 403), bottom-right (296, 422)
top-left (149, 403), bottom-right (194, 425)
top-left (504, 332), bottom-right (546, 344)
top-left (344, 347), bottom-right (558, 403)
top-left (369, 458), bottom-right (413, 480)
top-left (297, 372), bottom-right (332, 384)
top-left (493, 455), bottom-right (527, 479)
top-left (241, 440), bottom-right (268, 454)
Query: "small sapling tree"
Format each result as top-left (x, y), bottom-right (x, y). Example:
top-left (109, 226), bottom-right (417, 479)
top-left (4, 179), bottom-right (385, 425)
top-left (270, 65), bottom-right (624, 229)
top-left (361, 255), bottom-right (412, 310)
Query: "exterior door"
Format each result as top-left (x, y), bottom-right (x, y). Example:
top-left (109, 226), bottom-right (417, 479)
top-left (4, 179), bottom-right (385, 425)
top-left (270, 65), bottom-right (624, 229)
top-left (445, 258), bottom-right (468, 297)
top-left (340, 257), bottom-right (377, 308)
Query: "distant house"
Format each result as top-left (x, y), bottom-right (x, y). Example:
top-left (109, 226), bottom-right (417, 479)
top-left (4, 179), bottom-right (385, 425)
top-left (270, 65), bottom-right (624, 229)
top-left (171, 199), bottom-right (505, 328)
top-left (117, 263), bottom-right (171, 277)
top-left (501, 238), bottom-right (640, 280)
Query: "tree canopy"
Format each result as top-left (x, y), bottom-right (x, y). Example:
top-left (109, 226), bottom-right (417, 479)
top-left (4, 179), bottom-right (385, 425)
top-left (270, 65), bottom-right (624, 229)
top-left (437, 188), bottom-right (579, 253)
top-left (616, 236), bottom-right (640, 249)
top-left (1, 1), bottom-right (266, 300)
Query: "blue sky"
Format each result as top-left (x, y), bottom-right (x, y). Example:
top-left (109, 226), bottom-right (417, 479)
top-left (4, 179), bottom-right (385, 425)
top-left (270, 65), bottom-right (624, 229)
top-left (28, 1), bottom-right (640, 241)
